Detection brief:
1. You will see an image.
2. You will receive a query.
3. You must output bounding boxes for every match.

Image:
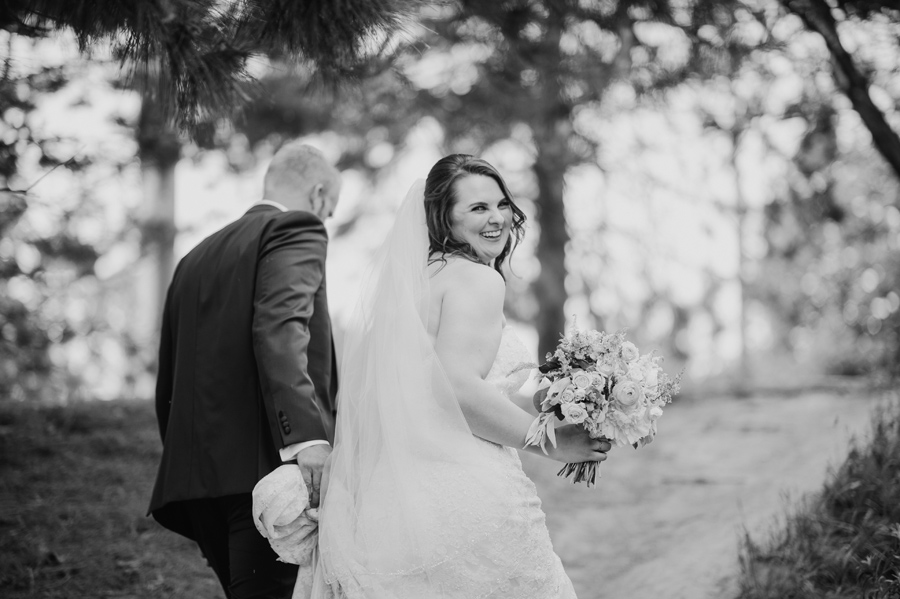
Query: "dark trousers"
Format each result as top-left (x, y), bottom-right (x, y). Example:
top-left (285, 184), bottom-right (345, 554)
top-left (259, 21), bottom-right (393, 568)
top-left (184, 494), bottom-right (299, 599)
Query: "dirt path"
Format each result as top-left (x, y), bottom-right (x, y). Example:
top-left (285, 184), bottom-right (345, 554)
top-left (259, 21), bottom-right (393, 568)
top-left (517, 391), bottom-right (884, 599)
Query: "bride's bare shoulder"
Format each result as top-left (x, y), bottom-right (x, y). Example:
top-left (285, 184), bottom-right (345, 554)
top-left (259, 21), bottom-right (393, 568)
top-left (428, 255), bottom-right (505, 292)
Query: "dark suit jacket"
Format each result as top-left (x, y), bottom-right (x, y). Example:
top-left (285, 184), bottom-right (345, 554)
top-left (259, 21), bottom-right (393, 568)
top-left (148, 204), bottom-right (338, 539)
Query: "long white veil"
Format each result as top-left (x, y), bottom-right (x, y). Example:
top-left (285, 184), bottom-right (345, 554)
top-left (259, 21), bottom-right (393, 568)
top-left (313, 181), bottom-right (514, 597)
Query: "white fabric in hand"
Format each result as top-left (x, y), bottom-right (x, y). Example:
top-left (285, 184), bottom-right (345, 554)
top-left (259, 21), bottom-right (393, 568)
top-left (251, 464), bottom-right (319, 567)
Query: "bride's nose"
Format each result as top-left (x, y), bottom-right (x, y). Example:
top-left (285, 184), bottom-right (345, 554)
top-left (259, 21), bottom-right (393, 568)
top-left (487, 208), bottom-right (505, 225)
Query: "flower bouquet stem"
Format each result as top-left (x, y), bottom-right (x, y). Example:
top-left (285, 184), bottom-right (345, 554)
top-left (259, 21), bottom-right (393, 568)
top-left (557, 460), bottom-right (600, 487)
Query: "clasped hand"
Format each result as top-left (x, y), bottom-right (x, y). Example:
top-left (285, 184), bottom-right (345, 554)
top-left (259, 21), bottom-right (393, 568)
top-left (530, 386), bottom-right (610, 463)
top-left (547, 424), bottom-right (611, 464)
top-left (295, 444), bottom-right (332, 508)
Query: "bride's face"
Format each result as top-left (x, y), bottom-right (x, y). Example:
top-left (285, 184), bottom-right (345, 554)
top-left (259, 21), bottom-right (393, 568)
top-left (449, 175), bottom-right (512, 264)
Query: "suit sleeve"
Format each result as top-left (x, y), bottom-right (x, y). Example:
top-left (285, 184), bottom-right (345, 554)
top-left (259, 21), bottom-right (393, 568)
top-left (253, 213), bottom-right (330, 450)
top-left (154, 279), bottom-right (176, 442)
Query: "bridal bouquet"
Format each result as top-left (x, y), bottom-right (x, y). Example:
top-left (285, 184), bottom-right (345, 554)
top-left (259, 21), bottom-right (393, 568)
top-left (524, 326), bottom-right (681, 487)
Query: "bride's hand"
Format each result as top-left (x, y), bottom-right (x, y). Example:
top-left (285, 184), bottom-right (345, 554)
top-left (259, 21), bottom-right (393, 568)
top-left (546, 424), bottom-right (611, 464)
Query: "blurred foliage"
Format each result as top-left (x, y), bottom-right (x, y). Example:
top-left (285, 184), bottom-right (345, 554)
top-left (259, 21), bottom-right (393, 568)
top-left (162, 0), bottom-right (900, 372)
top-left (782, 0), bottom-right (900, 179)
top-left (0, 35), bottom-right (145, 401)
top-left (758, 117), bottom-right (900, 378)
top-left (0, 53), bottom-right (70, 400)
top-left (2, 0), bottom-right (900, 401)
top-left (223, 0), bottom-right (763, 357)
top-left (0, 0), bottom-right (422, 128)
top-left (744, 11), bottom-right (900, 380)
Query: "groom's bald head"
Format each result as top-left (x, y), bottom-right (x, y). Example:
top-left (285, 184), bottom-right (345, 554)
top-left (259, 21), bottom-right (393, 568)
top-left (264, 142), bottom-right (341, 219)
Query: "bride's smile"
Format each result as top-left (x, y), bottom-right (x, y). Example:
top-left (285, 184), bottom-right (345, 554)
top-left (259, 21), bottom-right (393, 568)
top-left (450, 174), bottom-right (513, 264)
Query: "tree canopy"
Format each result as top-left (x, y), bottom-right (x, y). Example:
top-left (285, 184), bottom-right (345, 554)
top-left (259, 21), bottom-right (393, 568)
top-left (4, 0), bottom-right (900, 399)
top-left (2, 0), bottom-right (422, 126)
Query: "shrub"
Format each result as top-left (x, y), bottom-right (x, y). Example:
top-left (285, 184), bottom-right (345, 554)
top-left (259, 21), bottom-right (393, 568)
top-left (737, 395), bottom-right (900, 598)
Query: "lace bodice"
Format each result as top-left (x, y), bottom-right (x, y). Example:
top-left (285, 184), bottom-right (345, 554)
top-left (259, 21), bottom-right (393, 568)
top-left (485, 326), bottom-right (534, 397)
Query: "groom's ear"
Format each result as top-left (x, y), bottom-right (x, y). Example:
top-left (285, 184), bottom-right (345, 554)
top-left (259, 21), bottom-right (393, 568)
top-left (310, 183), bottom-right (326, 217)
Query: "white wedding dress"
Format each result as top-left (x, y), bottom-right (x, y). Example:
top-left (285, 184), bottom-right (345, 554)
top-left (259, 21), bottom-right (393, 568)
top-left (453, 325), bottom-right (578, 598)
top-left (313, 325), bottom-right (577, 599)
top-left (311, 180), bottom-right (577, 599)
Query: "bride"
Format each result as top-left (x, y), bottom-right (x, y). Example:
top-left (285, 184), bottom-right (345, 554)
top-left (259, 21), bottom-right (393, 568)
top-left (312, 155), bottom-right (610, 598)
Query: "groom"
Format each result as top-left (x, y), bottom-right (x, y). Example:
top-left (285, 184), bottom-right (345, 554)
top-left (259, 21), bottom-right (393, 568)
top-left (148, 142), bottom-right (341, 599)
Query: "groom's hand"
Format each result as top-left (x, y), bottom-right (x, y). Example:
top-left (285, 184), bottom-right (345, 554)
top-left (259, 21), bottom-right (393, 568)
top-left (296, 444), bottom-right (332, 508)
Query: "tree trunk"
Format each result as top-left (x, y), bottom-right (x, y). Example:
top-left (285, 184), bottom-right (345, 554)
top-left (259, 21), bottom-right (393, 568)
top-left (731, 128), bottom-right (751, 396)
top-left (784, 0), bottom-right (900, 180)
top-left (527, 10), bottom-right (577, 360)
top-left (138, 95), bottom-right (180, 331)
top-left (532, 122), bottom-right (571, 360)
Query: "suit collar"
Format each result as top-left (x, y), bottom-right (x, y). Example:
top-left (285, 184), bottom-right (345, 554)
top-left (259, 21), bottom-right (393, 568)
top-left (244, 203), bottom-right (326, 227)
top-left (254, 199), bottom-right (288, 212)
top-left (245, 202), bottom-right (284, 216)
top-left (247, 198), bottom-right (288, 212)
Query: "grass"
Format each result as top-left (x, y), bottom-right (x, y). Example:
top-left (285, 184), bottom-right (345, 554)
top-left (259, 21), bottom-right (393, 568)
top-left (0, 400), bottom-right (220, 599)
top-left (736, 395), bottom-right (900, 599)
top-left (3, 394), bottom-right (898, 599)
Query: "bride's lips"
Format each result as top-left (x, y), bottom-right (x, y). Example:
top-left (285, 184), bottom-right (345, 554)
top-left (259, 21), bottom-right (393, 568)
top-left (480, 229), bottom-right (504, 240)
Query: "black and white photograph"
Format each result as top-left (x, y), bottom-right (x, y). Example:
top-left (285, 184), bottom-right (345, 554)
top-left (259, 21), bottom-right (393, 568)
top-left (1, 2), bottom-right (898, 598)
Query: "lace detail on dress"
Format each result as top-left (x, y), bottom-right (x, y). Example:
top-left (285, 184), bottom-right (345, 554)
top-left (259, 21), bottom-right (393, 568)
top-left (485, 326), bottom-right (534, 398)
top-left (316, 326), bottom-right (577, 599)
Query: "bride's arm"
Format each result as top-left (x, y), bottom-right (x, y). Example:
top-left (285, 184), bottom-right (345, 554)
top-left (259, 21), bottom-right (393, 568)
top-left (434, 263), bottom-right (607, 463)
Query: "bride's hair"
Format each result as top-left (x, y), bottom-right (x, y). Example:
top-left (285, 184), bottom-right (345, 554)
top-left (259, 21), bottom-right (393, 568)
top-left (424, 154), bottom-right (526, 279)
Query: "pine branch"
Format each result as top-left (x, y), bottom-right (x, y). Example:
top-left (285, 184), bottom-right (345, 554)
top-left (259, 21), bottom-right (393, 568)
top-left (3, 0), bottom-right (427, 130)
top-left (233, 0), bottom-right (420, 68)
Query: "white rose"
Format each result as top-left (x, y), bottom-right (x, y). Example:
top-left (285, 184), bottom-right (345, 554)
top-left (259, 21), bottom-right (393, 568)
top-left (597, 361), bottom-right (615, 376)
top-left (560, 388), bottom-right (576, 403)
top-left (561, 402), bottom-right (589, 424)
top-left (572, 372), bottom-right (592, 390)
top-left (620, 341), bottom-right (639, 362)
top-left (627, 365), bottom-right (645, 383)
top-left (612, 380), bottom-right (644, 411)
top-left (590, 373), bottom-right (606, 389)
top-left (573, 388), bottom-right (586, 399)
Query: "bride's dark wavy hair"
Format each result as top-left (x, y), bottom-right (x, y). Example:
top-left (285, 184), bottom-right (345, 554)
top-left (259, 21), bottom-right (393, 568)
top-left (424, 154), bottom-right (526, 279)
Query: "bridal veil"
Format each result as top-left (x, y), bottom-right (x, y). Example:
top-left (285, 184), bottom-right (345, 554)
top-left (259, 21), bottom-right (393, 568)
top-left (312, 181), bottom-right (517, 598)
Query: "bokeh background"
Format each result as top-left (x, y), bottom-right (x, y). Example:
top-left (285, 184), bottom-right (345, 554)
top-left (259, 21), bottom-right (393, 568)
top-left (3, 1), bottom-right (900, 405)
top-left (1, 1), bottom-right (899, 598)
